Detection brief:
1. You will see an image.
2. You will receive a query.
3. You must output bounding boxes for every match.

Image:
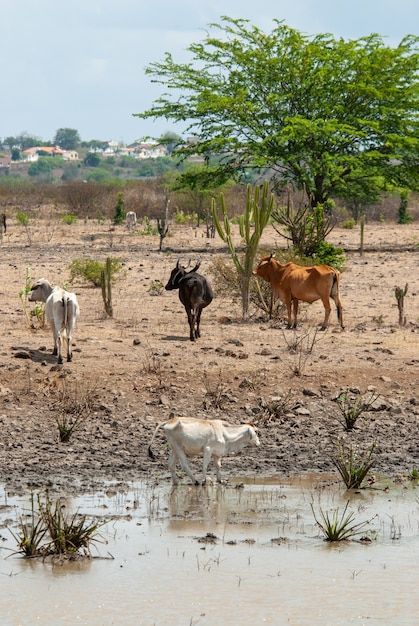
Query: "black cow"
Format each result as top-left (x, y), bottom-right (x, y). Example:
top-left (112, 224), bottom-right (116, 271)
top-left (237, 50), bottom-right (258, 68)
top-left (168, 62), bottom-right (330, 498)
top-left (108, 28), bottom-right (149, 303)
top-left (165, 261), bottom-right (214, 341)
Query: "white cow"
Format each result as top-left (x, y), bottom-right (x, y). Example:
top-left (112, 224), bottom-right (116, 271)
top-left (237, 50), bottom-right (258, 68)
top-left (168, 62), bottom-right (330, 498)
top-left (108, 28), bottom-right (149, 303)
top-left (148, 417), bottom-right (260, 485)
top-left (126, 211), bottom-right (137, 231)
top-left (28, 278), bottom-right (80, 364)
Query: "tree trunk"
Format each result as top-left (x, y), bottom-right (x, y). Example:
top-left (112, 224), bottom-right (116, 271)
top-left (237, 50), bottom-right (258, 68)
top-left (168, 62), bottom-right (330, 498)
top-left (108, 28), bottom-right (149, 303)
top-left (241, 274), bottom-right (250, 320)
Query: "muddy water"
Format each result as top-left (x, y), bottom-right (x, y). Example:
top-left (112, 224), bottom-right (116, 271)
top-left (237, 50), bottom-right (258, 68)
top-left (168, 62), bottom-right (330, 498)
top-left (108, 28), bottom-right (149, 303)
top-left (1, 475), bottom-right (418, 626)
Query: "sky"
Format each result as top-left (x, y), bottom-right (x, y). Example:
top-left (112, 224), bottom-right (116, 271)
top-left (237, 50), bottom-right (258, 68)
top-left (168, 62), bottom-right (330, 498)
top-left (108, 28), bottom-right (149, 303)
top-left (2, 0), bottom-right (418, 145)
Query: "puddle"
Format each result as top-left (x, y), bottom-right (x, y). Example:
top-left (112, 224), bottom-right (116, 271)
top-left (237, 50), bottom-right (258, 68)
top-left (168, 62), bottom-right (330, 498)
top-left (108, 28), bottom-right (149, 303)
top-left (0, 475), bottom-right (418, 625)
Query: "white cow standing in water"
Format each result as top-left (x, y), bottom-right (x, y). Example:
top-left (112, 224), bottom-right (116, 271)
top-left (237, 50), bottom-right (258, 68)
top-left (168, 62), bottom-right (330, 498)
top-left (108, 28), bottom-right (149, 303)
top-left (28, 278), bottom-right (80, 364)
top-left (148, 417), bottom-right (260, 485)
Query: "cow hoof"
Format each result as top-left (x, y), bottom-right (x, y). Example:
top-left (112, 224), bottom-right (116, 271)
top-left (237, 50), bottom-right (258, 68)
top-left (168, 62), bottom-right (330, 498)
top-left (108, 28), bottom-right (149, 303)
top-left (57, 358), bottom-right (63, 365)
top-left (67, 356), bottom-right (72, 362)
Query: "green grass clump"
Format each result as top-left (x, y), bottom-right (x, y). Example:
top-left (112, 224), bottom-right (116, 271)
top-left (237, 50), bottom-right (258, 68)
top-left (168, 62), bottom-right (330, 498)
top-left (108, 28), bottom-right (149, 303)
top-left (336, 389), bottom-right (380, 431)
top-left (62, 214), bottom-right (78, 225)
top-left (68, 257), bottom-right (122, 287)
top-left (41, 499), bottom-right (102, 555)
top-left (7, 494), bottom-right (104, 559)
top-left (341, 218), bottom-right (356, 229)
top-left (7, 494), bottom-right (48, 557)
top-left (332, 438), bottom-right (376, 489)
top-left (311, 500), bottom-right (376, 541)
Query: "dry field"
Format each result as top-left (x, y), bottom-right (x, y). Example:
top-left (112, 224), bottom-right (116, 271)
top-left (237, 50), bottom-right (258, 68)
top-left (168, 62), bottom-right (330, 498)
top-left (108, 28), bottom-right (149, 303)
top-left (0, 216), bottom-right (418, 494)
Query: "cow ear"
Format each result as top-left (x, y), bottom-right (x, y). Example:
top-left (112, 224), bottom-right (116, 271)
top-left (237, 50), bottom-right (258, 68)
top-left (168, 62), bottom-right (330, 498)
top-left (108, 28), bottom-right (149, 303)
top-left (247, 423), bottom-right (258, 432)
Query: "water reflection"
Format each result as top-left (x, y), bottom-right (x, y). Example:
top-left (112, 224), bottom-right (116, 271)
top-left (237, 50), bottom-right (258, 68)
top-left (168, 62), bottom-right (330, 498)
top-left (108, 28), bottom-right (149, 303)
top-left (0, 476), bottom-right (418, 625)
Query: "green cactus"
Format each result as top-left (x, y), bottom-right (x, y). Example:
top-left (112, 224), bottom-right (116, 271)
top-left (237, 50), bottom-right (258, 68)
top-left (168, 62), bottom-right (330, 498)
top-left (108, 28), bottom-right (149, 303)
top-left (212, 181), bottom-right (275, 319)
top-left (101, 257), bottom-right (113, 317)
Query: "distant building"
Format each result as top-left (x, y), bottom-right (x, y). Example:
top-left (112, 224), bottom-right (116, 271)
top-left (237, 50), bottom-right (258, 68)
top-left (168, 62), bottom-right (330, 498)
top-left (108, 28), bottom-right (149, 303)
top-left (126, 141), bottom-right (168, 159)
top-left (20, 146), bottom-right (79, 162)
top-left (93, 140), bottom-right (168, 159)
top-left (0, 150), bottom-right (11, 168)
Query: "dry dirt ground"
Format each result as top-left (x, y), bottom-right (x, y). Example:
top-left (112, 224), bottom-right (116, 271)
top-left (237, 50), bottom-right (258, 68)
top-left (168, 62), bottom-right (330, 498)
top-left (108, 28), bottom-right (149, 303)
top-left (0, 217), bottom-right (418, 495)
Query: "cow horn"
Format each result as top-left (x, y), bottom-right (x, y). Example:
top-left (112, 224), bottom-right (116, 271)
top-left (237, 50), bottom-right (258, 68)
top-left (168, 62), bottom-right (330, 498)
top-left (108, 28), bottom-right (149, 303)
top-left (269, 252), bottom-right (275, 259)
top-left (176, 260), bottom-right (181, 269)
top-left (190, 260), bottom-right (201, 273)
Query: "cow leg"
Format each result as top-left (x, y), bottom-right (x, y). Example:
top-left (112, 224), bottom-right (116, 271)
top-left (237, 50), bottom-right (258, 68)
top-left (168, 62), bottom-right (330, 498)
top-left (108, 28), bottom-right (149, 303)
top-left (57, 334), bottom-right (63, 364)
top-left (332, 294), bottom-right (344, 328)
top-left (185, 307), bottom-right (196, 341)
top-left (213, 456), bottom-right (222, 483)
top-left (285, 299), bottom-right (293, 329)
top-left (53, 329), bottom-right (63, 364)
top-left (320, 298), bottom-right (332, 330)
top-left (191, 309), bottom-right (198, 340)
top-left (169, 441), bottom-right (200, 485)
top-left (67, 339), bottom-right (72, 362)
top-left (202, 446), bottom-right (212, 484)
top-left (292, 299), bottom-right (299, 329)
top-left (195, 308), bottom-right (202, 338)
top-left (51, 327), bottom-right (59, 356)
top-left (168, 449), bottom-right (179, 486)
top-left (67, 327), bottom-right (75, 361)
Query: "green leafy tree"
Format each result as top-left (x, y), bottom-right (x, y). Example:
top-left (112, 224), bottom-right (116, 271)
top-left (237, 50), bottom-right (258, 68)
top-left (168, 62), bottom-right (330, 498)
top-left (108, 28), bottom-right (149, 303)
top-left (4, 136), bottom-right (18, 149)
top-left (11, 147), bottom-right (21, 161)
top-left (158, 131), bottom-right (183, 155)
top-left (15, 133), bottom-right (41, 150)
top-left (28, 157), bottom-right (56, 178)
top-left (113, 192), bottom-right (126, 224)
top-left (53, 128), bottom-right (81, 150)
top-left (338, 177), bottom-right (383, 222)
top-left (83, 152), bottom-right (101, 167)
top-left (81, 139), bottom-right (108, 151)
top-left (169, 163), bottom-right (231, 225)
top-left (137, 17), bottom-right (419, 208)
top-left (397, 190), bottom-right (413, 224)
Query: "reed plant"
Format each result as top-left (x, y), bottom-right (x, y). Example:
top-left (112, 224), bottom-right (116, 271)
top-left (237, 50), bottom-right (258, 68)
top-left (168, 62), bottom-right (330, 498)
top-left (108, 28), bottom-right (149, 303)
top-left (335, 389), bottom-right (380, 431)
top-left (8, 494), bottom-right (104, 558)
top-left (40, 498), bottom-right (102, 555)
top-left (331, 438), bottom-right (376, 489)
top-left (311, 500), bottom-right (375, 541)
top-left (7, 493), bottom-right (48, 558)
top-left (53, 382), bottom-right (95, 442)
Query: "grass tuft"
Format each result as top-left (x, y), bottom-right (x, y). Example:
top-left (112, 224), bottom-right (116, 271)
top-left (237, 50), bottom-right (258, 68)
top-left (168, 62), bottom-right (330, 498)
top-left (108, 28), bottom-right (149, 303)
top-left (335, 389), bottom-right (380, 431)
top-left (7, 494), bottom-right (104, 559)
top-left (331, 438), bottom-right (376, 489)
top-left (311, 500), bottom-right (376, 541)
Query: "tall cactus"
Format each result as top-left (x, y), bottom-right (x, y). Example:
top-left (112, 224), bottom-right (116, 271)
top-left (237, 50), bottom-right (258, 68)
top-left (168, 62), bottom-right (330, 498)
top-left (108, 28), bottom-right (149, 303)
top-left (212, 181), bottom-right (275, 319)
top-left (101, 257), bottom-right (113, 317)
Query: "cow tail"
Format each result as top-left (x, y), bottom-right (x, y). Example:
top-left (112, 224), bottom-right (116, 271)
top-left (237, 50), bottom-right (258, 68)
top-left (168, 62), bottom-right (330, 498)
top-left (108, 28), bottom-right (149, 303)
top-left (148, 422), bottom-right (163, 460)
top-left (62, 296), bottom-right (68, 328)
top-left (331, 271), bottom-right (342, 323)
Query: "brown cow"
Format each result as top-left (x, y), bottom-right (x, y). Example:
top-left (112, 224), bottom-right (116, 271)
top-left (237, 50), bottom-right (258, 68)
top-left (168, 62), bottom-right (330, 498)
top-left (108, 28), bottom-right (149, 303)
top-left (253, 254), bottom-right (344, 330)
